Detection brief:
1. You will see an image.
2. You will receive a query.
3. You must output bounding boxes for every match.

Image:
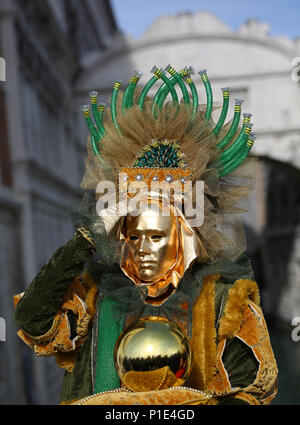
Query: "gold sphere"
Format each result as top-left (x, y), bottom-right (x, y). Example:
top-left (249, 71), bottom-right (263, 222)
top-left (114, 316), bottom-right (192, 392)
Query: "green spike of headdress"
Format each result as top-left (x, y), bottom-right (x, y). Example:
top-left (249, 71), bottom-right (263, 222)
top-left (152, 65), bottom-right (190, 112)
top-left (81, 104), bottom-right (101, 156)
top-left (183, 75), bottom-right (198, 121)
top-left (216, 98), bottom-right (244, 150)
top-left (221, 122), bottom-right (253, 163)
top-left (219, 132), bottom-right (256, 177)
top-left (111, 80), bottom-right (122, 128)
top-left (122, 70), bottom-right (143, 113)
top-left (212, 87), bottom-right (230, 136)
top-left (151, 67), bottom-right (179, 117)
top-left (81, 65), bottom-right (255, 177)
top-left (88, 91), bottom-right (106, 138)
top-left (165, 64), bottom-right (190, 105)
top-left (198, 69), bottom-right (213, 121)
top-left (138, 65), bottom-right (163, 109)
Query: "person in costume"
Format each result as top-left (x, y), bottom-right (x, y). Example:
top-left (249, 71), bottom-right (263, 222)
top-left (13, 65), bottom-right (278, 405)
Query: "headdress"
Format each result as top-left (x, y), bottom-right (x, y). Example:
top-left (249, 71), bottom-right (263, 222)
top-left (80, 65), bottom-right (256, 264)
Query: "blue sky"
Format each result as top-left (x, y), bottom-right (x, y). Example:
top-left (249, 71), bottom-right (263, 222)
top-left (110, 0), bottom-right (300, 40)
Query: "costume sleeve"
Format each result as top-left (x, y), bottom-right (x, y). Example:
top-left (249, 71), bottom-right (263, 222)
top-left (13, 232), bottom-right (95, 338)
top-left (208, 280), bottom-right (278, 405)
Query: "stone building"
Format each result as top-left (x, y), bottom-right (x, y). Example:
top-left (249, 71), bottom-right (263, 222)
top-left (76, 11), bottom-right (300, 325)
top-left (0, 0), bottom-right (121, 404)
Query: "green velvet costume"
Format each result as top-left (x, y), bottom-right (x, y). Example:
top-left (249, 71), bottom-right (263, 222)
top-left (13, 233), bottom-right (278, 405)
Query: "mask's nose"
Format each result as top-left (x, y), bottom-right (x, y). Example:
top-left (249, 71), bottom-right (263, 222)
top-left (137, 235), bottom-right (151, 256)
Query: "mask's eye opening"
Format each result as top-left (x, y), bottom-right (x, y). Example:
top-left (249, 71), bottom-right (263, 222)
top-left (151, 234), bottom-right (163, 241)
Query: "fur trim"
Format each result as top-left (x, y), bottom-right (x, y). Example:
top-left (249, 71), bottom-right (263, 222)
top-left (55, 351), bottom-right (79, 373)
top-left (218, 279), bottom-right (260, 340)
top-left (189, 274), bottom-right (219, 389)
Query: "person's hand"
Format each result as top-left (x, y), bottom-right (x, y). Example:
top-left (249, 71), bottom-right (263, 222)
top-left (75, 226), bottom-right (96, 253)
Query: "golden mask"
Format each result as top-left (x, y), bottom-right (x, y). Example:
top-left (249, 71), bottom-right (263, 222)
top-left (126, 207), bottom-right (178, 282)
top-left (119, 198), bottom-right (203, 304)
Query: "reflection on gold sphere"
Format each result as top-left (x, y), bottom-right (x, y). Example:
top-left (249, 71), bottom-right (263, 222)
top-left (114, 316), bottom-right (192, 392)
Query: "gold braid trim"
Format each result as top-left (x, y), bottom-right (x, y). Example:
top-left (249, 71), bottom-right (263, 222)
top-left (188, 274), bottom-right (219, 390)
top-left (218, 279), bottom-right (260, 340)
